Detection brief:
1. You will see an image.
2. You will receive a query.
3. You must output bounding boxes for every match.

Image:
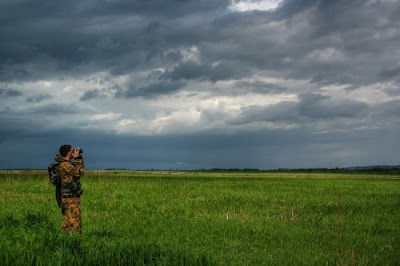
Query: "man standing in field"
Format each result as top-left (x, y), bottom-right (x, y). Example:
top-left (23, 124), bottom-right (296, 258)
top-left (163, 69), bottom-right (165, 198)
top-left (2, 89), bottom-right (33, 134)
top-left (55, 144), bottom-right (85, 234)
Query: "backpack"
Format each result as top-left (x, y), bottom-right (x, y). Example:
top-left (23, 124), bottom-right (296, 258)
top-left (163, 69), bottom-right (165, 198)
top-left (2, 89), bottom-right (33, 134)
top-left (48, 163), bottom-right (62, 208)
top-left (48, 163), bottom-right (60, 186)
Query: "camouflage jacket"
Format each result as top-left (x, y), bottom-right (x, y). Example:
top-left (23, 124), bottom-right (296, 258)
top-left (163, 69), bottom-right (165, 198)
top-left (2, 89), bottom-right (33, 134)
top-left (55, 155), bottom-right (85, 198)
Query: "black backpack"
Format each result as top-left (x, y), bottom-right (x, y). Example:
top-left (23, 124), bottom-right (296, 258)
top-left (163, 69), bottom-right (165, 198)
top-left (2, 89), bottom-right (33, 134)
top-left (48, 163), bottom-right (62, 208)
top-left (48, 163), bottom-right (60, 186)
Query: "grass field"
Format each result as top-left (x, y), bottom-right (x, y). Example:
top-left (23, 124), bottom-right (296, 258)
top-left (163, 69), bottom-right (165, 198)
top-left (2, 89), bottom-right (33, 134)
top-left (0, 170), bottom-right (399, 265)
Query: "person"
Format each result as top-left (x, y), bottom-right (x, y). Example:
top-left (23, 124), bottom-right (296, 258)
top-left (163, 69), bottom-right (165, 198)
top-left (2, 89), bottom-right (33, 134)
top-left (54, 144), bottom-right (85, 234)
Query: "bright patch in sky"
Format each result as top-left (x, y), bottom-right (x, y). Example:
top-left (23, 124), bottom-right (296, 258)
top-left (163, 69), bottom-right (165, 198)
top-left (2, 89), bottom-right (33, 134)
top-left (229, 0), bottom-right (283, 12)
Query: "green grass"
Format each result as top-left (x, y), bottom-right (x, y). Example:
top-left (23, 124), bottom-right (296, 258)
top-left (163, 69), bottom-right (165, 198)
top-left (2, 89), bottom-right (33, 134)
top-left (0, 170), bottom-right (399, 265)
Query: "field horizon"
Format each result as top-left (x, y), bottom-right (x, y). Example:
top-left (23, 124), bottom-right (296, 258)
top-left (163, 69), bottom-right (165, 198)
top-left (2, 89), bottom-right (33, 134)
top-left (1, 163), bottom-right (400, 172)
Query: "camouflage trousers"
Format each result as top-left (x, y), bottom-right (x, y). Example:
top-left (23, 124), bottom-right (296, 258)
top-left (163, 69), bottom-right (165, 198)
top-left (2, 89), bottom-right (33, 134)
top-left (61, 197), bottom-right (82, 234)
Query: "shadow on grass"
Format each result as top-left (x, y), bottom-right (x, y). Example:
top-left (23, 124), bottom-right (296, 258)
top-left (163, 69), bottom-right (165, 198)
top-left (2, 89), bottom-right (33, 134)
top-left (0, 216), bottom-right (216, 265)
top-left (0, 215), bottom-right (21, 229)
top-left (25, 212), bottom-right (55, 230)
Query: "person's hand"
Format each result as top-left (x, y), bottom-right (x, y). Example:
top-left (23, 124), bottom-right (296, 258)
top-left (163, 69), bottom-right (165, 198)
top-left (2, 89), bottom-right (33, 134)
top-left (72, 148), bottom-right (80, 158)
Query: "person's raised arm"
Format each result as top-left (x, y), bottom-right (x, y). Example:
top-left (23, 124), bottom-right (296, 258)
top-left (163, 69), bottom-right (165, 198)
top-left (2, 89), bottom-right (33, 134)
top-left (70, 149), bottom-right (85, 176)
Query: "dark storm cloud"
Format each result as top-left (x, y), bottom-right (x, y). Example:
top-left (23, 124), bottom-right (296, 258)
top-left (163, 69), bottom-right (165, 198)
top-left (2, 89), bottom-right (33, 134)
top-left (1, 0), bottom-right (399, 87)
top-left (210, 61), bottom-right (252, 82)
top-left (1, 103), bottom-right (81, 116)
top-left (117, 81), bottom-right (187, 99)
top-left (161, 60), bottom-right (251, 82)
top-left (377, 99), bottom-right (400, 118)
top-left (229, 101), bottom-right (299, 125)
top-left (0, 115), bottom-right (38, 137)
top-left (0, 0), bottom-right (230, 81)
top-left (80, 89), bottom-right (105, 101)
top-left (380, 64), bottom-right (400, 80)
top-left (29, 103), bottom-right (80, 115)
top-left (2, 126), bottom-right (400, 169)
top-left (163, 61), bottom-right (210, 80)
top-left (26, 93), bottom-right (52, 103)
top-left (298, 93), bottom-right (369, 119)
top-left (197, 0), bottom-right (400, 86)
top-left (231, 93), bottom-right (369, 125)
top-left (286, 0), bottom-right (400, 86)
top-left (0, 88), bottom-right (22, 97)
top-left (234, 81), bottom-right (287, 94)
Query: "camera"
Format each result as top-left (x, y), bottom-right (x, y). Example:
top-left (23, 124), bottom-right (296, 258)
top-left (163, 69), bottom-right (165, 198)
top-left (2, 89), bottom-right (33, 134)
top-left (73, 148), bottom-right (83, 154)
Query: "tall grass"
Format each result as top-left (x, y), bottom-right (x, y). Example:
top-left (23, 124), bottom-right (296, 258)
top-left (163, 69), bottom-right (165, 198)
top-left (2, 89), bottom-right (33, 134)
top-left (0, 171), bottom-right (399, 265)
top-left (0, 212), bottom-right (214, 265)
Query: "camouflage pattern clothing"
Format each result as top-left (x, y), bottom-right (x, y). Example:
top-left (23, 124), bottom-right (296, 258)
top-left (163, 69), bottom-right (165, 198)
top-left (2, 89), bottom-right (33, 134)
top-left (55, 155), bottom-right (85, 198)
top-left (61, 197), bottom-right (82, 233)
top-left (55, 155), bottom-right (85, 234)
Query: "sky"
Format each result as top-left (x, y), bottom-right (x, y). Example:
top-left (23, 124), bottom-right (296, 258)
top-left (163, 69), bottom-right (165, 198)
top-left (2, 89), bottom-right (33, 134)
top-left (1, 0), bottom-right (400, 170)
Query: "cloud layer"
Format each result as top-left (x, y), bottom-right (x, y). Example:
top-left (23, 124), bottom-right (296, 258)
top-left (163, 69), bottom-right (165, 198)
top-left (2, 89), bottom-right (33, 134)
top-left (1, 0), bottom-right (399, 169)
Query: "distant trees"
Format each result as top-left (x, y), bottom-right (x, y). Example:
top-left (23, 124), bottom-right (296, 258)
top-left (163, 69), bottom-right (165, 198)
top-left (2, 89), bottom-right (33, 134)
top-left (193, 167), bottom-right (400, 173)
top-left (101, 166), bottom-right (400, 173)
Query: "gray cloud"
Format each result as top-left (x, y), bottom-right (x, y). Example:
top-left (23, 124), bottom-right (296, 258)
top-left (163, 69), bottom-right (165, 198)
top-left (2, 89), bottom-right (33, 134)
top-left (0, 88), bottom-right (22, 97)
top-left (0, 0), bottom-right (399, 88)
top-left (377, 100), bottom-right (400, 119)
top-left (0, 0), bottom-right (231, 82)
top-left (380, 64), bottom-right (400, 80)
top-left (298, 93), bottom-right (369, 119)
top-left (28, 104), bottom-right (80, 115)
top-left (384, 85), bottom-right (400, 96)
top-left (229, 101), bottom-right (299, 125)
top-left (231, 93), bottom-right (369, 125)
top-left (164, 61), bottom-right (210, 81)
top-left (161, 60), bottom-right (251, 82)
top-left (116, 81), bottom-right (187, 99)
top-left (26, 93), bottom-right (52, 103)
top-left (0, 103), bottom-right (81, 116)
top-left (80, 88), bottom-right (105, 101)
top-left (234, 81), bottom-right (287, 94)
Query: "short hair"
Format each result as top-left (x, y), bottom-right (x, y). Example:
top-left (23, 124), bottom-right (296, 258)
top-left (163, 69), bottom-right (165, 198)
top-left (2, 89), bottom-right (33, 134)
top-left (59, 144), bottom-right (72, 157)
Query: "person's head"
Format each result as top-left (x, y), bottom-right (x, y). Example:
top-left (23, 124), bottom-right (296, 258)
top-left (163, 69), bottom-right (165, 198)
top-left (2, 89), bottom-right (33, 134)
top-left (59, 144), bottom-right (72, 158)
